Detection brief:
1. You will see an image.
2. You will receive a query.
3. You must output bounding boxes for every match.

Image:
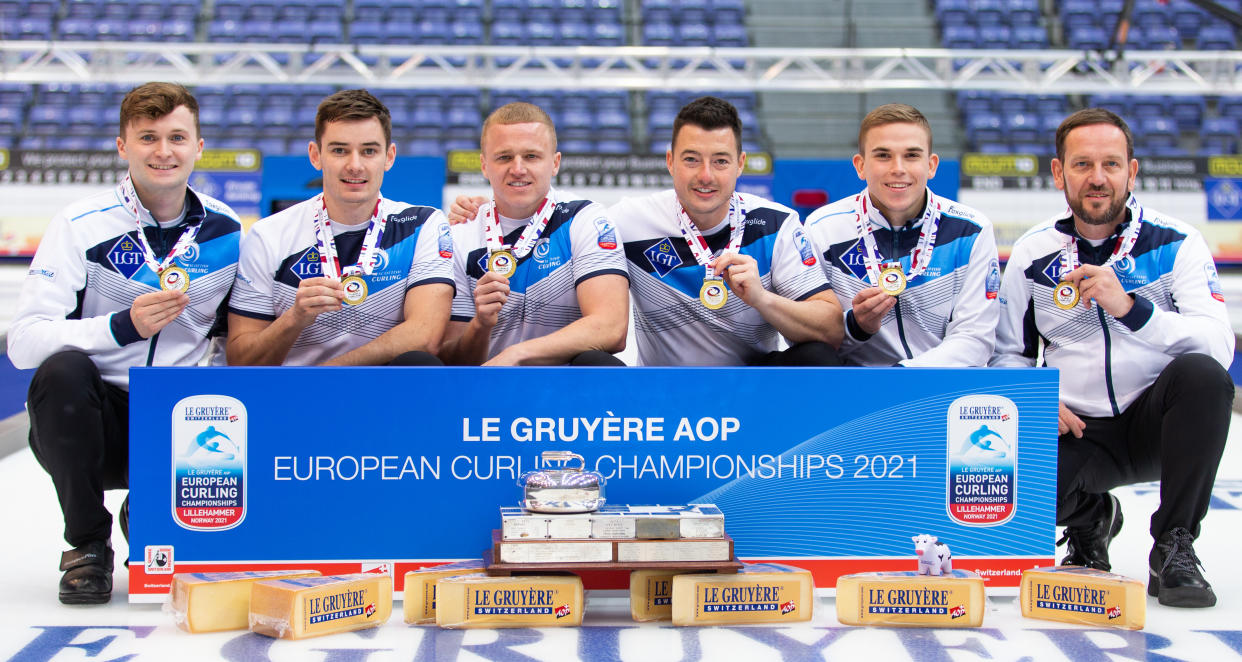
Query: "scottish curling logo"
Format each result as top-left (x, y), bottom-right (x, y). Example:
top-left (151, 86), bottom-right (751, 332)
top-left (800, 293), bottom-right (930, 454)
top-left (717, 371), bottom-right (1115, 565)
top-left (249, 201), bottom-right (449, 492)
top-left (946, 395), bottom-right (1017, 526)
top-left (172, 395), bottom-right (247, 531)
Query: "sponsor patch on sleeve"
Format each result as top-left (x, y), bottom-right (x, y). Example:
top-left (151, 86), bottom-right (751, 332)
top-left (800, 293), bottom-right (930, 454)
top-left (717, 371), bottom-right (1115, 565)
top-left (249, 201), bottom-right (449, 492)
top-left (437, 222), bottom-right (454, 259)
top-left (1206, 263), bottom-right (1225, 302)
top-left (594, 217), bottom-right (618, 250)
top-left (985, 258), bottom-right (1001, 300)
top-left (28, 266), bottom-right (56, 281)
top-left (793, 227), bottom-right (817, 266)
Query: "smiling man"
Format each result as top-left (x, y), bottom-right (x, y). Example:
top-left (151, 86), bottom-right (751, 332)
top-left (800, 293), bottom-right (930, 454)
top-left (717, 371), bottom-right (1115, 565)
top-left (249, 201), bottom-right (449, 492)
top-left (611, 96), bottom-right (842, 365)
top-left (804, 103), bottom-right (1000, 367)
top-left (992, 109), bottom-right (1234, 608)
top-left (227, 89), bottom-right (454, 366)
top-left (7, 82), bottom-right (241, 604)
top-left (438, 102), bottom-right (629, 366)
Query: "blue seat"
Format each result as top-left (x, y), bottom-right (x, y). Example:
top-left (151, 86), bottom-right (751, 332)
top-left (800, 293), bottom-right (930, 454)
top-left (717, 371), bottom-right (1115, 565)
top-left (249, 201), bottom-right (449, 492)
top-left (165, 0), bottom-right (198, 21)
top-left (1197, 26), bottom-right (1236, 49)
top-left (1134, 0), bottom-right (1171, 30)
top-left (560, 139), bottom-right (594, 154)
top-left (128, 20), bottom-right (162, 41)
top-left (94, 19), bottom-right (128, 40)
top-left (935, 0), bottom-right (971, 27)
top-left (162, 19), bottom-right (193, 40)
top-left (352, 0), bottom-right (386, 23)
top-left (246, 0), bottom-right (279, 22)
top-left (643, 21), bottom-right (675, 45)
top-left (677, 22), bottom-right (710, 45)
top-left (713, 23), bottom-right (748, 46)
top-left (64, 0), bottom-right (99, 18)
top-left (995, 93), bottom-right (1029, 116)
top-left (558, 20), bottom-right (591, 44)
top-left (648, 106), bottom-right (677, 132)
top-left (1005, 112), bottom-right (1041, 143)
top-left (308, 20), bottom-right (342, 42)
top-left (1219, 96), bottom-right (1242, 121)
top-left (1168, 97), bottom-right (1205, 131)
top-left (17, 16), bottom-right (52, 39)
top-left (975, 141), bottom-right (1012, 154)
top-left (254, 136), bottom-right (290, 156)
top-left (525, 21), bottom-right (557, 45)
top-left (27, 105), bottom-right (65, 135)
top-left (0, 105), bottom-right (25, 132)
top-left (208, 19), bottom-right (242, 41)
top-left (1202, 116), bottom-right (1239, 145)
top-left (1031, 95), bottom-right (1067, 115)
top-left (591, 22), bottom-right (624, 46)
top-left (956, 91), bottom-right (995, 115)
top-left (351, 20), bottom-right (382, 42)
top-left (942, 25), bottom-right (979, 48)
top-left (1129, 95), bottom-right (1166, 119)
top-left (1087, 94), bottom-right (1129, 117)
top-left (403, 138), bottom-right (444, 156)
top-left (1171, 1), bottom-right (1204, 39)
top-left (20, 0), bottom-right (58, 17)
top-left (310, 5), bottom-right (342, 23)
top-left (1004, 0), bottom-right (1040, 25)
top-left (973, 0), bottom-right (1005, 26)
top-left (1067, 26), bottom-right (1109, 50)
top-left (1143, 25), bottom-right (1181, 49)
top-left (597, 139), bottom-right (631, 154)
top-left (492, 19), bottom-right (524, 44)
top-left (1013, 24), bottom-right (1048, 48)
top-left (979, 24), bottom-right (1011, 49)
top-left (1061, 0), bottom-right (1099, 31)
top-left (240, 20), bottom-right (275, 42)
top-left (58, 18), bottom-right (94, 40)
top-left (1140, 117), bottom-right (1179, 148)
top-left (214, 0), bottom-right (245, 20)
top-left (966, 112), bottom-right (1005, 144)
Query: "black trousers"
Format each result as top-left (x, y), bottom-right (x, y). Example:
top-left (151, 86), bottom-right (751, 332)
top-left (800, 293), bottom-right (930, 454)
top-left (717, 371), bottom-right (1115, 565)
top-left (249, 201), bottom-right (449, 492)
top-left (1057, 353), bottom-right (1233, 539)
top-left (748, 341), bottom-right (843, 367)
top-left (27, 350), bottom-right (129, 548)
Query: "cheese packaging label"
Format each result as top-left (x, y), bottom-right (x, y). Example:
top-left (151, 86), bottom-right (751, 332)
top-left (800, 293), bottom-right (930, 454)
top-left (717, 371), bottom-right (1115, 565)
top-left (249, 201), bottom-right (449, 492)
top-left (249, 573), bottom-right (392, 639)
top-left (671, 563), bottom-right (814, 626)
top-left (836, 570), bottom-right (985, 627)
top-left (168, 570), bottom-right (320, 633)
top-left (401, 560), bottom-right (487, 624)
top-left (629, 569), bottom-right (711, 622)
top-left (435, 575), bottom-right (584, 629)
top-left (1020, 566), bottom-right (1145, 630)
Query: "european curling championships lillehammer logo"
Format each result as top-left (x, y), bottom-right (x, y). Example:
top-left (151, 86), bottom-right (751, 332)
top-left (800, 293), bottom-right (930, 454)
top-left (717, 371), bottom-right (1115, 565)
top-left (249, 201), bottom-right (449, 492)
top-left (946, 395), bottom-right (1017, 527)
top-left (172, 395), bottom-right (248, 531)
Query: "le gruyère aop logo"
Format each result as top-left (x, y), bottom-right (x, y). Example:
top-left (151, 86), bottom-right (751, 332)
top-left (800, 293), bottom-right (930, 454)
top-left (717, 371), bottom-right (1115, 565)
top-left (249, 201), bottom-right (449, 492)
top-left (172, 395), bottom-right (247, 531)
top-left (946, 395), bottom-right (1017, 526)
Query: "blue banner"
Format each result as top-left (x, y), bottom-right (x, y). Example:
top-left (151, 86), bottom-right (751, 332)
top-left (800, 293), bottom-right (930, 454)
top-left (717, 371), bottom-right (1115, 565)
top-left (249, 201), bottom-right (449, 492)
top-left (129, 367), bottom-right (1058, 600)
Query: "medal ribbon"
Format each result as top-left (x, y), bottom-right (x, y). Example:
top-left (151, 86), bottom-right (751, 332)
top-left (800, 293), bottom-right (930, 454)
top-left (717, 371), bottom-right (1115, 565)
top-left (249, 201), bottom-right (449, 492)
top-left (479, 196), bottom-right (555, 258)
top-left (674, 193), bottom-right (747, 279)
top-left (1058, 194), bottom-right (1144, 278)
top-left (119, 174), bottom-right (202, 276)
top-left (311, 193), bottom-right (387, 280)
top-left (852, 188), bottom-right (942, 286)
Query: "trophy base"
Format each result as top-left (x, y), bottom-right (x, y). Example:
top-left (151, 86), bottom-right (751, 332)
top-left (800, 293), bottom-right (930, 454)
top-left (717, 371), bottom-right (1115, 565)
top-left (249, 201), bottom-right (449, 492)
top-left (485, 530), bottom-right (743, 576)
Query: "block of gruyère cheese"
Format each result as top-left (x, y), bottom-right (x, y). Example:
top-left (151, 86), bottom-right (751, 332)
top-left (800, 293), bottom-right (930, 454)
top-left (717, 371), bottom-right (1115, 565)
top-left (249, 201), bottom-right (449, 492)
top-left (402, 560), bottom-right (487, 624)
top-left (629, 569), bottom-right (713, 622)
top-left (435, 575), bottom-right (584, 629)
top-left (168, 570), bottom-right (321, 633)
top-left (836, 570), bottom-right (985, 627)
top-left (1020, 566), bottom-right (1145, 630)
top-left (671, 563), bottom-right (814, 626)
top-left (249, 573), bottom-right (392, 639)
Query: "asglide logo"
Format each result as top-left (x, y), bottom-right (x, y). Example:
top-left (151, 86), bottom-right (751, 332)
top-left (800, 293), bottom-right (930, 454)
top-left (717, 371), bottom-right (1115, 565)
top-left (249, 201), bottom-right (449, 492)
top-left (172, 395), bottom-right (247, 531)
top-left (946, 395), bottom-right (1017, 526)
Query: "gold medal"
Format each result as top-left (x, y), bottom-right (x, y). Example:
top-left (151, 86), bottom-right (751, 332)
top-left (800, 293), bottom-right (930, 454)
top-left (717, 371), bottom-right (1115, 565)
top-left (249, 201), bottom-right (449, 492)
top-left (699, 278), bottom-right (728, 309)
top-left (341, 275), bottom-right (368, 305)
top-left (1054, 281), bottom-right (1080, 310)
top-left (159, 266), bottom-right (190, 293)
top-left (488, 249), bottom-right (517, 278)
top-left (879, 265), bottom-right (907, 296)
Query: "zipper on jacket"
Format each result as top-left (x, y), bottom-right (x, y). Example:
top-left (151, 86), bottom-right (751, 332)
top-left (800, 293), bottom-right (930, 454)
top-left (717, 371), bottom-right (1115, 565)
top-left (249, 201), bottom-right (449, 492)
top-left (1097, 307), bottom-right (1121, 416)
top-left (891, 225), bottom-right (913, 360)
top-left (146, 331), bottom-right (160, 367)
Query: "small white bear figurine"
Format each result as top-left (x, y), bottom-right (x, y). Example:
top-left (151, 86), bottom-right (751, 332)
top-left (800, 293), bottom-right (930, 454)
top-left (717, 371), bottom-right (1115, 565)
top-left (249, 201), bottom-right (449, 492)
top-left (912, 534), bottom-right (953, 576)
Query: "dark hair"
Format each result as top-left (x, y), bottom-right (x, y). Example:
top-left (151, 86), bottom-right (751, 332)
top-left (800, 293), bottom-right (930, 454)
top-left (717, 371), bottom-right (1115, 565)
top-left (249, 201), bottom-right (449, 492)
top-left (481, 102), bottom-right (558, 152)
top-left (858, 103), bottom-right (933, 154)
top-left (672, 96), bottom-right (743, 154)
top-left (119, 82), bottom-right (199, 138)
top-left (315, 89), bottom-right (392, 145)
top-left (1055, 108), bottom-right (1134, 161)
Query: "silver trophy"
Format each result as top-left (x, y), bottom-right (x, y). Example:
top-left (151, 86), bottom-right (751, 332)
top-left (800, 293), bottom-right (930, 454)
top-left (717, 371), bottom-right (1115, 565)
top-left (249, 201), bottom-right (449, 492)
top-left (518, 451), bottom-right (606, 513)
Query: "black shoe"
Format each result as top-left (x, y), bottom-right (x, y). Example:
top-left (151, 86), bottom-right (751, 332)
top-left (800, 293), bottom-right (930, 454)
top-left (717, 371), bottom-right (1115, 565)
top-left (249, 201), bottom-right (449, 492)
top-left (1148, 527), bottom-right (1216, 608)
top-left (120, 496), bottom-right (129, 544)
top-left (58, 540), bottom-right (114, 605)
top-left (1058, 493), bottom-right (1123, 571)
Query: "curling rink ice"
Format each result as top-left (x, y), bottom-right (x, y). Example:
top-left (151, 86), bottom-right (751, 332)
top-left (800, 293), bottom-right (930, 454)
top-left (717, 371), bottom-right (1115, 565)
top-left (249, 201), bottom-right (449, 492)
top-left (1, 264), bottom-right (1242, 661)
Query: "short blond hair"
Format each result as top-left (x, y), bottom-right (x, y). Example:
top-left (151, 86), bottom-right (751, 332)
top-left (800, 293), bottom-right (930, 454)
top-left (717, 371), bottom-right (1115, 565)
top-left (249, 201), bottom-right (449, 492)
top-left (481, 102), bottom-right (557, 151)
top-left (858, 103), bottom-right (933, 154)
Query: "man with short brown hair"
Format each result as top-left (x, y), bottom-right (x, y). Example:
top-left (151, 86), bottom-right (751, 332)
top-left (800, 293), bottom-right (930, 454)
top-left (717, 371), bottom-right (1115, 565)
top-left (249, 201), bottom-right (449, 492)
top-left (227, 89), bottom-right (454, 366)
top-left (804, 103), bottom-right (1000, 367)
top-left (8, 81), bottom-right (241, 604)
top-left (992, 108), bottom-right (1234, 608)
